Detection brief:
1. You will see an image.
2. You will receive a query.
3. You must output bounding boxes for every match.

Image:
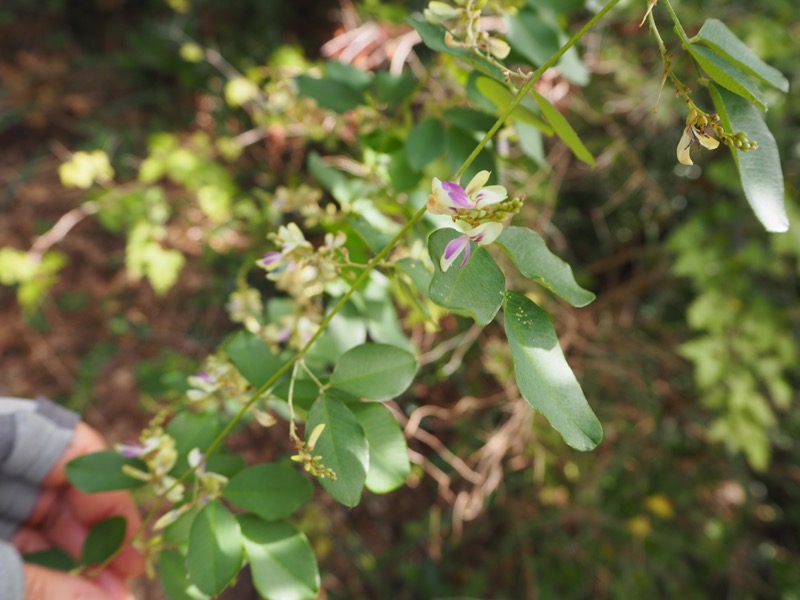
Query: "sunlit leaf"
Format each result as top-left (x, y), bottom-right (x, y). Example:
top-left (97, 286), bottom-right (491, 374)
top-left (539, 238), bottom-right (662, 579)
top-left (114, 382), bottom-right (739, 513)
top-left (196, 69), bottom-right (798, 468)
top-left (188, 501), bottom-right (243, 596)
top-left (709, 83), bottom-right (788, 232)
top-left (695, 19), bottom-right (788, 92)
top-left (329, 342), bottom-right (417, 401)
top-left (495, 226), bottom-right (595, 307)
top-left (503, 291), bottom-right (602, 451)
top-left (239, 516), bottom-right (320, 600)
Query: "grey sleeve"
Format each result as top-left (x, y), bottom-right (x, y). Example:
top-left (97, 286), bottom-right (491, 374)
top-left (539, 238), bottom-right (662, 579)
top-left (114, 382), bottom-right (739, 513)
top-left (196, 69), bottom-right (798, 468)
top-left (0, 397), bottom-right (79, 600)
top-left (0, 540), bottom-right (24, 600)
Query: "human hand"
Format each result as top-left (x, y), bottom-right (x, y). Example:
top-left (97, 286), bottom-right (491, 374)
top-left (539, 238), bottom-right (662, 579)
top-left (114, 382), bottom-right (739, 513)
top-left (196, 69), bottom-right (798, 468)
top-left (11, 422), bottom-right (146, 600)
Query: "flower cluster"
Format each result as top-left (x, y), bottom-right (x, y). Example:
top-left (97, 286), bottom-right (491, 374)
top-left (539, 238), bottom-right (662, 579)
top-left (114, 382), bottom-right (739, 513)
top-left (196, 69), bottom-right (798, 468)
top-left (186, 354), bottom-right (250, 411)
top-left (291, 424), bottom-right (336, 480)
top-left (117, 415), bottom-right (185, 504)
top-left (427, 170), bottom-right (520, 271)
top-left (424, 0), bottom-right (511, 61)
top-left (677, 107), bottom-right (758, 166)
top-left (246, 223), bottom-right (348, 351)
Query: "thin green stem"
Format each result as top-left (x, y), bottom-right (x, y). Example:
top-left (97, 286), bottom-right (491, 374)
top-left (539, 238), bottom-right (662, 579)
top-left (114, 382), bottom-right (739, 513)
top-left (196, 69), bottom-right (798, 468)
top-left (454, 0), bottom-right (623, 181)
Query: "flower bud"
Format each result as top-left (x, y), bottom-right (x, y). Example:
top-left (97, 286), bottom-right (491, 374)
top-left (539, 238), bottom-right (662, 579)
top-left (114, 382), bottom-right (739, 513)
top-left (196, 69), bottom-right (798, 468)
top-left (424, 1), bottom-right (460, 24)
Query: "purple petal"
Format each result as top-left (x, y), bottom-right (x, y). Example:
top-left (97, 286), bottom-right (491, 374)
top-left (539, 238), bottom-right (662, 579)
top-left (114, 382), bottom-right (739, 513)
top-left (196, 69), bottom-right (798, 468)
top-left (441, 181), bottom-right (474, 209)
top-left (440, 235), bottom-right (471, 271)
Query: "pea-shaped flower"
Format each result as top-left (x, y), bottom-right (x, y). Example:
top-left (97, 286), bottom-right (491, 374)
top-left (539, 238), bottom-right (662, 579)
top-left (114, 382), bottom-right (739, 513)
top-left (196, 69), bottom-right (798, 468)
top-left (677, 111), bottom-right (720, 166)
top-left (427, 170), bottom-right (508, 215)
top-left (440, 221), bottom-right (504, 272)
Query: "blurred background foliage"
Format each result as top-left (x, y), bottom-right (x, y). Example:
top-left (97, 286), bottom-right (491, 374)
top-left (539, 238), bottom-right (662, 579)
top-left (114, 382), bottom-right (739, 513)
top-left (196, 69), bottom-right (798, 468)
top-left (1, 0), bottom-right (799, 597)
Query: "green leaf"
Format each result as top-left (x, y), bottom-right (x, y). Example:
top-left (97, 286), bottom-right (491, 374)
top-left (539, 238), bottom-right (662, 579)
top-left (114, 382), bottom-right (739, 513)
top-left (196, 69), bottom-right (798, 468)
top-left (682, 43), bottom-right (767, 110)
top-left (506, 7), bottom-right (588, 85)
top-left (329, 342), bottom-right (417, 401)
top-left (66, 451), bottom-right (147, 493)
top-left (23, 549), bottom-right (77, 572)
top-left (503, 291), bottom-right (602, 451)
top-left (428, 228), bottom-right (506, 326)
top-left (325, 61), bottom-right (373, 93)
top-left (295, 75), bottom-right (365, 112)
top-left (81, 516), bottom-right (127, 566)
top-left (239, 516), bottom-right (320, 600)
top-left (374, 70), bottom-right (417, 105)
top-left (506, 8), bottom-right (559, 66)
top-left (395, 257), bottom-right (433, 296)
top-left (405, 117), bottom-right (445, 171)
top-left (695, 19), bottom-right (788, 93)
top-left (159, 550), bottom-right (211, 600)
top-left (407, 16), bottom-right (505, 80)
top-left (443, 106), bottom-right (497, 133)
top-left (226, 330), bottom-right (283, 388)
top-left (223, 463), bottom-right (313, 520)
top-left (188, 501), bottom-right (243, 596)
top-left (474, 76), bottom-right (552, 133)
top-left (531, 90), bottom-right (595, 166)
top-left (349, 402), bottom-right (410, 493)
top-left (516, 121), bottom-right (545, 165)
top-left (306, 395), bottom-right (369, 507)
top-left (709, 84), bottom-right (788, 232)
top-left (495, 226), bottom-right (595, 307)
top-left (166, 410), bottom-right (227, 474)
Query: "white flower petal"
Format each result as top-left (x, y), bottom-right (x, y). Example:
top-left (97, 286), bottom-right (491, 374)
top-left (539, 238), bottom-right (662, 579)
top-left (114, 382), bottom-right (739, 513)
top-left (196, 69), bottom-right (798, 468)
top-left (464, 170), bottom-right (491, 197)
top-left (474, 184), bottom-right (508, 208)
top-left (677, 126), bottom-right (694, 166)
top-left (466, 221), bottom-right (504, 245)
top-left (695, 128), bottom-right (720, 150)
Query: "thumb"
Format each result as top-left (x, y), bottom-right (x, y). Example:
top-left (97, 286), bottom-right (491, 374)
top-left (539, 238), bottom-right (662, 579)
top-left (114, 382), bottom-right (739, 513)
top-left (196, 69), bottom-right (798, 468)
top-left (24, 564), bottom-right (114, 600)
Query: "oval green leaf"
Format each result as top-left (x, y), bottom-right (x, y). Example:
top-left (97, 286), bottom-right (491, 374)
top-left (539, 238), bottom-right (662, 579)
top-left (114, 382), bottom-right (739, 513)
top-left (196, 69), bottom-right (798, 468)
top-left (306, 395), bottom-right (369, 507)
top-left (225, 330), bottom-right (282, 388)
top-left (188, 500), bottom-right (243, 596)
top-left (695, 19), bottom-right (788, 93)
top-left (23, 549), bottom-right (77, 572)
top-left (239, 516), bottom-right (320, 600)
top-left (158, 550), bottom-right (211, 600)
top-left (495, 226), bottom-right (595, 307)
top-left (503, 291), bottom-right (602, 451)
top-left (428, 228), bottom-right (506, 326)
top-left (81, 516), bottom-right (127, 567)
top-left (708, 83), bottom-right (788, 232)
top-left (349, 402), bottom-right (411, 493)
top-left (66, 450), bottom-right (147, 493)
top-left (223, 463), bottom-right (313, 520)
top-left (405, 117), bottom-right (445, 171)
top-left (329, 342), bottom-right (417, 401)
top-left (295, 75), bottom-right (365, 113)
top-left (531, 90), bottom-right (595, 166)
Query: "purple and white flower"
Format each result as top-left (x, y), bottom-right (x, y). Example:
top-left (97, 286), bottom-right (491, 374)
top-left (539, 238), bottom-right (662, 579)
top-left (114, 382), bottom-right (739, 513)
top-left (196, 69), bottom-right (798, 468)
top-left (440, 221), bottom-right (504, 272)
top-left (427, 170), bottom-right (507, 215)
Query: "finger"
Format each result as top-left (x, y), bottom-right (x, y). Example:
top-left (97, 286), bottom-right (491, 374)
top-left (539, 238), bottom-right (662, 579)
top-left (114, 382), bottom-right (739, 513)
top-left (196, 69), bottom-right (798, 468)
top-left (11, 526), bottom-right (50, 554)
top-left (24, 563), bottom-right (114, 600)
top-left (40, 423), bottom-right (107, 488)
top-left (95, 569), bottom-right (136, 600)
